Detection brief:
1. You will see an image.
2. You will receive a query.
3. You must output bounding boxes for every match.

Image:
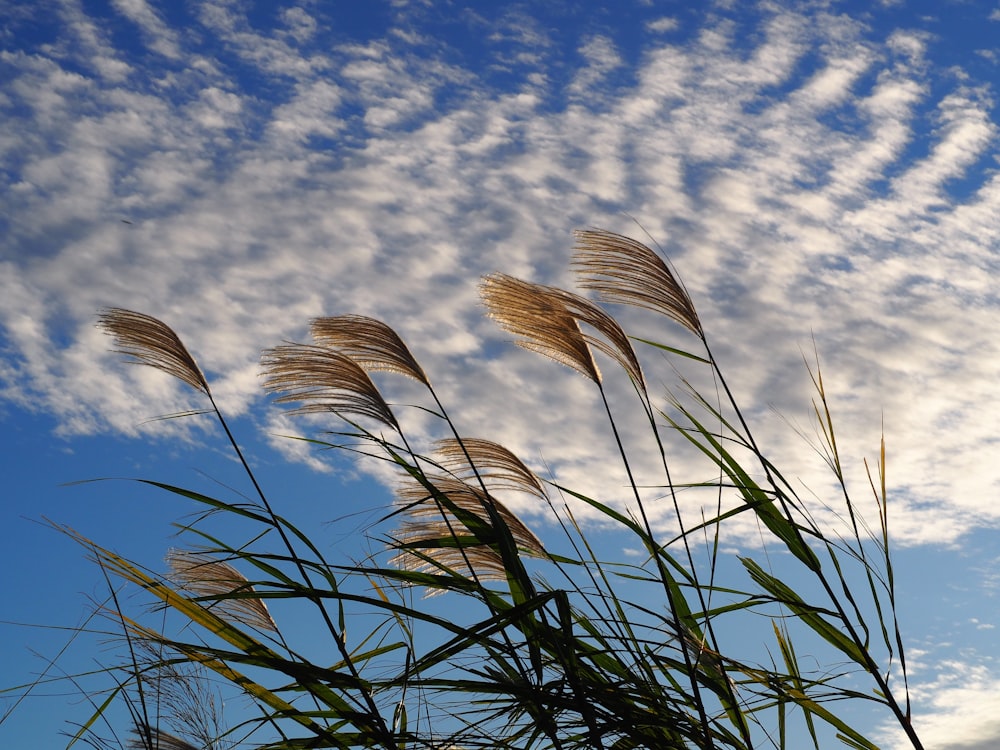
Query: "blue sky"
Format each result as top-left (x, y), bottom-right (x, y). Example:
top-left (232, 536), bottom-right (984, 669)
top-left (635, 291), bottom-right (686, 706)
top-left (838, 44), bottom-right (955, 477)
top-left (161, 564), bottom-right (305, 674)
top-left (3, 0), bottom-right (1000, 747)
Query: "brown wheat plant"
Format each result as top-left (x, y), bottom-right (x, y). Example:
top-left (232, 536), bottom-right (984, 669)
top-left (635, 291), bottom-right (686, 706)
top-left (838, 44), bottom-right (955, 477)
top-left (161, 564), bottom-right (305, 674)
top-left (7, 228), bottom-right (923, 750)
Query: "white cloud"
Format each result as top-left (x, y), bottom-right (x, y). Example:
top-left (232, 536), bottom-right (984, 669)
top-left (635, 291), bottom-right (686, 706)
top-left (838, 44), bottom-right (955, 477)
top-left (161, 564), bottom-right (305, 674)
top-left (568, 35), bottom-right (622, 98)
top-left (281, 6), bottom-right (318, 44)
top-left (3, 2), bottom-right (1000, 555)
top-left (647, 17), bottom-right (679, 34)
top-left (56, 0), bottom-right (133, 82)
top-left (267, 79), bottom-right (344, 144)
top-left (879, 658), bottom-right (1000, 750)
top-left (887, 28), bottom-right (928, 63)
top-left (187, 85), bottom-right (244, 129)
top-left (110, 0), bottom-right (184, 60)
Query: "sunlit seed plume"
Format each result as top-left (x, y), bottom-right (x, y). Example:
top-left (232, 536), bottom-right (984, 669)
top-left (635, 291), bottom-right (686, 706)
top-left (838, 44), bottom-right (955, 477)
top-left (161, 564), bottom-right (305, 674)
top-left (260, 343), bottom-right (399, 430)
top-left (573, 228), bottom-right (703, 337)
top-left (391, 474), bottom-right (545, 587)
top-left (392, 528), bottom-right (506, 588)
top-left (310, 314), bottom-right (429, 385)
top-left (166, 549), bottom-right (277, 633)
top-left (544, 285), bottom-right (646, 390)
top-left (481, 272), bottom-right (646, 388)
top-left (395, 475), bottom-right (545, 556)
top-left (480, 272), bottom-right (601, 383)
top-left (97, 308), bottom-right (210, 395)
top-left (433, 437), bottom-right (546, 500)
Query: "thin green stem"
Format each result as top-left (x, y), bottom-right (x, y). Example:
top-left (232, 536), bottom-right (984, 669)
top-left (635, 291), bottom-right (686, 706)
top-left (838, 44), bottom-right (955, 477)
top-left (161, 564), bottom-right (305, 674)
top-left (596, 383), bottom-right (717, 750)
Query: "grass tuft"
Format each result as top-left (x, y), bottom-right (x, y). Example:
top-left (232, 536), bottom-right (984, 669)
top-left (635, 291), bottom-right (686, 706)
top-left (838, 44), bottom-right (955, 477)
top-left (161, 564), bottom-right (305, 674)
top-left (9, 228), bottom-right (927, 750)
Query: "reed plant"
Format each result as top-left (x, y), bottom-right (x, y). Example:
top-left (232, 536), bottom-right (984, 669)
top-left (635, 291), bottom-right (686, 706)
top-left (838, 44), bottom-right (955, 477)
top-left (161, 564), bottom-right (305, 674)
top-left (7, 229), bottom-right (924, 749)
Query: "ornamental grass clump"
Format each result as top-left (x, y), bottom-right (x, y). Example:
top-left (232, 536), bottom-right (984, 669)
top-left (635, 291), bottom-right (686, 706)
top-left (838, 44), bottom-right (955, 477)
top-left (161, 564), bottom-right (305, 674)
top-left (7, 228), bottom-right (923, 749)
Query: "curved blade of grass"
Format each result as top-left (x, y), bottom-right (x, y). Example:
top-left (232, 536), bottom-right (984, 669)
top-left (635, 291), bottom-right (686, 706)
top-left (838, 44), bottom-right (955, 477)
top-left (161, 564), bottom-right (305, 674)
top-left (55, 525), bottom-right (394, 741)
top-left (666, 407), bottom-right (822, 571)
top-left (741, 558), bottom-right (866, 666)
top-left (631, 336), bottom-right (712, 364)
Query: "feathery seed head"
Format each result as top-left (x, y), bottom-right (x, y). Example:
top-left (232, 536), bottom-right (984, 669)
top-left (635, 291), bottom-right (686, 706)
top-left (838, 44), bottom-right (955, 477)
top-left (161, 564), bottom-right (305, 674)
top-left (260, 343), bottom-right (399, 430)
top-left (97, 308), bottom-right (210, 395)
top-left (310, 315), bottom-right (429, 386)
top-left (573, 228), bottom-right (703, 336)
top-left (433, 437), bottom-right (546, 500)
top-left (480, 272), bottom-right (601, 383)
top-left (166, 549), bottom-right (277, 632)
top-left (391, 473), bottom-right (545, 587)
top-left (544, 285), bottom-right (646, 389)
top-left (480, 272), bottom-right (646, 389)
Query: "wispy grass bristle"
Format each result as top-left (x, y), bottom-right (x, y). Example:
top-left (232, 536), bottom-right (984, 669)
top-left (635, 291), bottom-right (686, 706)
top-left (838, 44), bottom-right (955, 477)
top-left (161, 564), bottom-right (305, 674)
top-left (128, 639), bottom-right (228, 750)
top-left (573, 228), bottom-right (702, 336)
top-left (433, 437), bottom-right (546, 499)
top-left (545, 285), bottom-right (646, 389)
top-left (310, 315), bottom-right (429, 385)
top-left (128, 725), bottom-right (200, 750)
top-left (260, 343), bottom-right (398, 429)
top-left (166, 549), bottom-right (277, 633)
top-left (97, 308), bottom-right (210, 395)
top-left (480, 272), bottom-right (645, 388)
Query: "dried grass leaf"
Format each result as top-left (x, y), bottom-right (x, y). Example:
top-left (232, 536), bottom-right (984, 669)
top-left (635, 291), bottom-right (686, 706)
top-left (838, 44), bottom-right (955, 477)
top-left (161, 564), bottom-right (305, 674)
top-left (573, 228), bottom-right (702, 336)
top-left (97, 308), bottom-right (209, 395)
top-left (310, 315), bottom-right (429, 385)
top-left (166, 549), bottom-right (277, 633)
top-left (260, 343), bottom-right (398, 429)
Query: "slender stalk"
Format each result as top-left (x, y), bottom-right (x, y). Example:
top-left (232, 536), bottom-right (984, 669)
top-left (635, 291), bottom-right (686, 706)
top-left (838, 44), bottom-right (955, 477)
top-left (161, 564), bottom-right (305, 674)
top-left (204, 391), bottom-right (398, 748)
top-left (700, 339), bottom-right (923, 750)
top-left (419, 386), bottom-right (573, 750)
top-left (596, 384), bottom-right (717, 750)
top-left (638, 376), bottom-right (755, 749)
